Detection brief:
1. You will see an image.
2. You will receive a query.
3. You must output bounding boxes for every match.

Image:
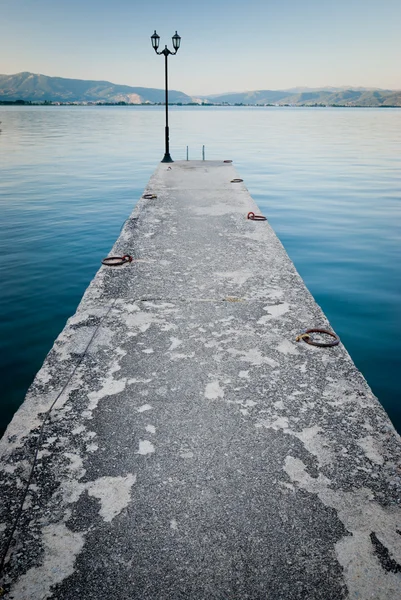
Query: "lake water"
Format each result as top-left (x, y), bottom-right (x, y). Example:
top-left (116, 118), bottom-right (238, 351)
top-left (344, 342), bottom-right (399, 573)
top-left (0, 106), bottom-right (400, 436)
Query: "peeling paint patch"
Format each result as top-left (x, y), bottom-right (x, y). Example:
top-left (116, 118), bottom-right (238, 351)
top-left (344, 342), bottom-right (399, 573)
top-left (357, 436), bottom-right (384, 466)
top-left (205, 380), bottom-right (224, 400)
top-left (123, 311), bottom-right (156, 333)
top-left (2, 463), bottom-right (18, 474)
top-left (138, 440), bottom-right (155, 455)
top-left (215, 270), bottom-right (253, 285)
top-left (87, 377), bottom-right (126, 412)
top-left (86, 474), bottom-right (136, 522)
top-left (256, 416), bottom-right (289, 431)
top-left (276, 339), bottom-right (299, 355)
top-left (229, 348), bottom-right (278, 368)
top-left (142, 301), bottom-right (176, 311)
top-left (64, 452), bottom-right (85, 479)
top-left (124, 303), bottom-right (140, 313)
top-left (72, 425), bottom-right (86, 436)
top-left (137, 404), bottom-right (152, 413)
top-left (0, 376), bottom-right (84, 452)
top-left (115, 346), bottom-right (127, 357)
top-left (88, 326), bottom-right (115, 353)
top-left (170, 352), bottom-right (195, 360)
top-left (323, 379), bottom-right (373, 409)
top-left (128, 377), bottom-right (152, 385)
top-left (243, 399), bottom-right (257, 408)
top-left (284, 456), bottom-right (401, 599)
top-left (168, 337), bottom-right (182, 351)
top-left (258, 302), bottom-right (290, 324)
top-left (180, 451), bottom-right (194, 459)
top-left (86, 443), bottom-right (98, 453)
top-left (264, 302), bottom-right (289, 317)
top-left (35, 365), bottom-right (52, 385)
top-left (293, 425), bottom-right (333, 467)
top-left (10, 523), bottom-right (85, 600)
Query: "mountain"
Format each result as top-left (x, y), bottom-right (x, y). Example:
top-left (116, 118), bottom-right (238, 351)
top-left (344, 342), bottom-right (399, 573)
top-left (281, 86), bottom-right (387, 93)
top-left (200, 88), bottom-right (401, 106)
top-left (1, 73), bottom-right (400, 106)
top-left (0, 72), bottom-right (192, 104)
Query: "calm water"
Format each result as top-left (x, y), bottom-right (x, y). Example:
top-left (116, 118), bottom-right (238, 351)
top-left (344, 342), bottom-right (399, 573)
top-left (0, 106), bottom-right (400, 436)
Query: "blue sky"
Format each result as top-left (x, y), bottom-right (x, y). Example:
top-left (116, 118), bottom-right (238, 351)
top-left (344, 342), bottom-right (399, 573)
top-left (1, 0), bottom-right (400, 94)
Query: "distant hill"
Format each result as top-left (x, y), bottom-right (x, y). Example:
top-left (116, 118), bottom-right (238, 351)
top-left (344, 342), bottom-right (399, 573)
top-left (0, 73), bottom-right (400, 106)
top-left (0, 72), bottom-right (192, 104)
top-left (281, 86), bottom-right (386, 93)
top-left (200, 88), bottom-right (401, 106)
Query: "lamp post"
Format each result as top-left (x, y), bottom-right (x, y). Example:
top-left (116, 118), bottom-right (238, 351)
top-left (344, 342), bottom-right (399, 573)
top-left (151, 30), bottom-right (181, 163)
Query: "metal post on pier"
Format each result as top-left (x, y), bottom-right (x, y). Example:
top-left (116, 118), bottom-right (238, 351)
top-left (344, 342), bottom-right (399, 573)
top-left (202, 145), bottom-right (205, 161)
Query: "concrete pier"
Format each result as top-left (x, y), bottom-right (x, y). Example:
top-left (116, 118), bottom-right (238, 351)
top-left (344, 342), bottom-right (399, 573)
top-left (1, 161), bottom-right (400, 599)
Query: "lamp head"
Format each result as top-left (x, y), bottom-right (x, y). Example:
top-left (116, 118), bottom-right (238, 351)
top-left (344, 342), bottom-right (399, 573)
top-left (172, 31), bottom-right (181, 52)
top-left (151, 30), bottom-right (160, 52)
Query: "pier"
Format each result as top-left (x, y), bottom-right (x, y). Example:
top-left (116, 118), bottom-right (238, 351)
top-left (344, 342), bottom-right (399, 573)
top-left (1, 161), bottom-right (400, 599)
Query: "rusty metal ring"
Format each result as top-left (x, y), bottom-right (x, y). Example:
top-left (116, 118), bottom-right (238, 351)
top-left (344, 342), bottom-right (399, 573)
top-left (297, 328), bottom-right (340, 347)
top-left (247, 211), bottom-right (267, 221)
top-left (102, 255), bottom-right (133, 267)
top-left (231, 178), bottom-right (243, 183)
top-left (143, 193), bottom-right (157, 199)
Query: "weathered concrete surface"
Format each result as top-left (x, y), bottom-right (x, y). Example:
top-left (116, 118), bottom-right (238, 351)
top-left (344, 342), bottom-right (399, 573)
top-left (0, 160), bottom-right (400, 599)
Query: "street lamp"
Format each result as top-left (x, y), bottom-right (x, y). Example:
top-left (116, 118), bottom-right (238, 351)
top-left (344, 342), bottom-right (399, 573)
top-left (151, 30), bottom-right (181, 163)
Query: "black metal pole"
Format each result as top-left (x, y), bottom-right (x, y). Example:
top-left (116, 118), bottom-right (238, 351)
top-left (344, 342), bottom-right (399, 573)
top-left (162, 50), bottom-right (173, 163)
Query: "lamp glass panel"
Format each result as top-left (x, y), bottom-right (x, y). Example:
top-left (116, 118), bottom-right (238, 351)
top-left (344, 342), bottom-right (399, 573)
top-left (172, 32), bottom-right (181, 50)
top-left (151, 31), bottom-right (160, 50)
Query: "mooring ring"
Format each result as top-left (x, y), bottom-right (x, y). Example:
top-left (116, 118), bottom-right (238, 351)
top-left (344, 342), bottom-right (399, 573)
top-left (247, 211), bottom-right (267, 221)
top-left (224, 160), bottom-right (233, 163)
top-left (143, 193), bottom-right (157, 199)
top-left (296, 328), bottom-right (340, 347)
top-left (231, 178), bottom-right (243, 183)
top-left (102, 255), bottom-right (133, 267)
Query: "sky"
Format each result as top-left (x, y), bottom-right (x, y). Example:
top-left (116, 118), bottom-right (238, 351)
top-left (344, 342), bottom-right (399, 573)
top-left (0, 0), bottom-right (400, 95)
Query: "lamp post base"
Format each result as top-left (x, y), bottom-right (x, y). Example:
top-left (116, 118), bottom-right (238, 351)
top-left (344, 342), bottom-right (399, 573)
top-left (161, 153), bottom-right (174, 163)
